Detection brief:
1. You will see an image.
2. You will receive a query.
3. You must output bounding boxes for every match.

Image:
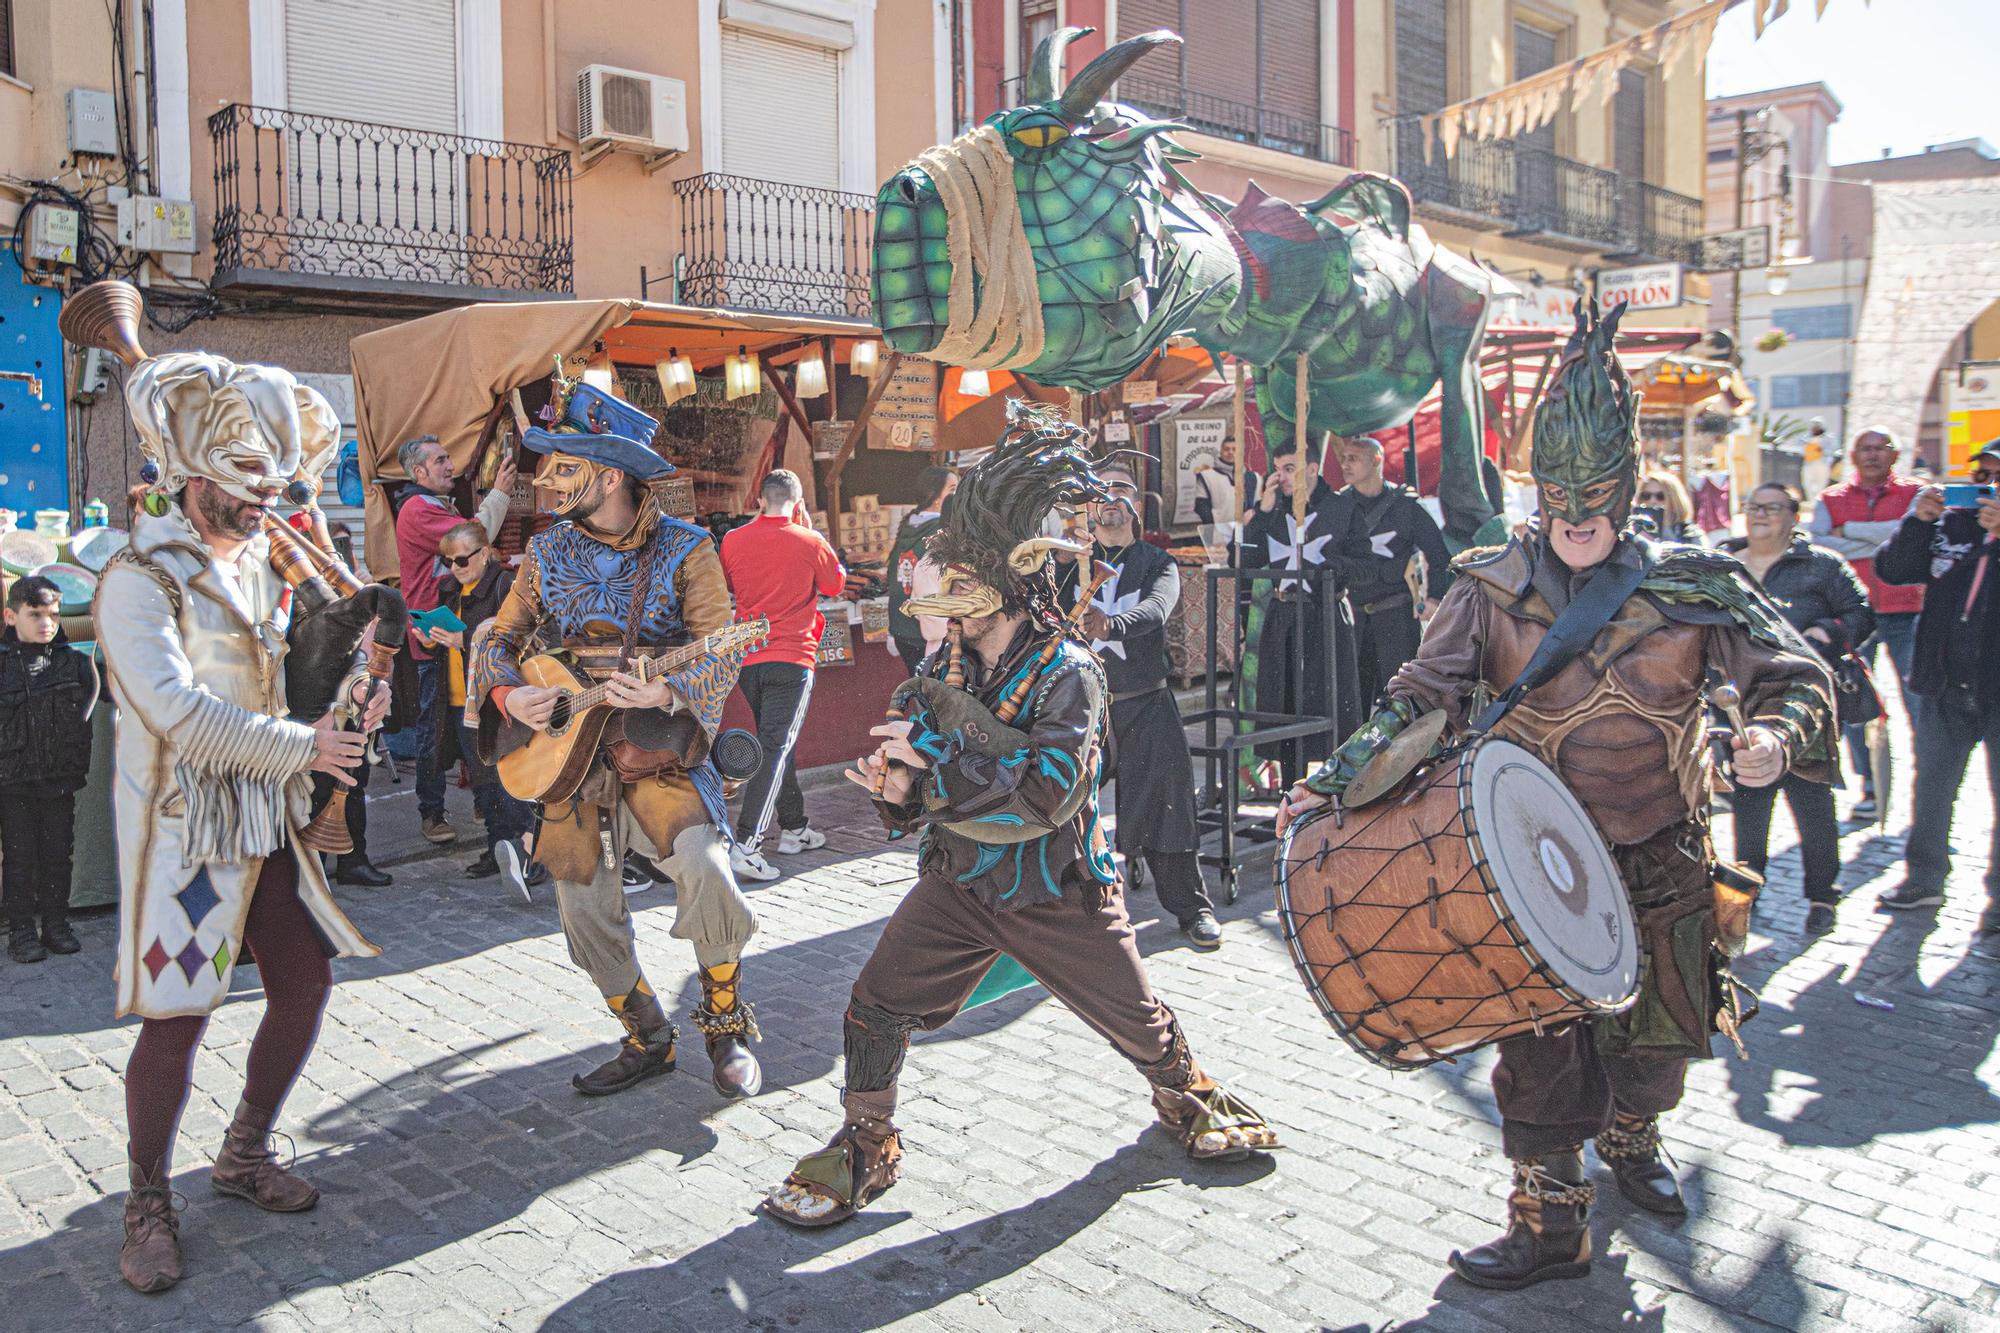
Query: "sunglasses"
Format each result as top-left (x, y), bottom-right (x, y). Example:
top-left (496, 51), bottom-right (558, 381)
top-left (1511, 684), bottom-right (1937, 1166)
top-left (1637, 490), bottom-right (1670, 502)
top-left (444, 549), bottom-right (486, 568)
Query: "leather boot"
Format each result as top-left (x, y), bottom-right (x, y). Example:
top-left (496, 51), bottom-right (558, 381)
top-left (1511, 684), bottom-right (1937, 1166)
top-left (211, 1099), bottom-right (320, 1212)
top-left (120, 1157), bottom-right (182, 1294)
top-left (1596, 1112), bottom-right (1686, 1215)
top-left (693, 961), bottom-right (763, 1100)
top-left (1449, 1149), bottom-right (1594, 1290)
top-left (573, 981), bottom-right (677, 1096)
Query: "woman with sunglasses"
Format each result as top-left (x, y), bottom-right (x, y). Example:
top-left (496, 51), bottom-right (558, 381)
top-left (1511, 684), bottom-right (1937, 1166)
top-left (1634, 471), bottom-right (1695, 542)
top-left (1719, 483), bottom-right (1875, 934)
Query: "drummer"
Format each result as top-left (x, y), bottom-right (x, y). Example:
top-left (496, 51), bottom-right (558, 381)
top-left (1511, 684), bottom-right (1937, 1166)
top-left (1279, 301), bottom-right (1837, 1291)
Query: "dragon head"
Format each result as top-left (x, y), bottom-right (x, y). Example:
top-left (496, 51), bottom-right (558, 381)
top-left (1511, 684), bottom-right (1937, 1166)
top-left (1532, 299), bottom-right (1641, 528)
top-left (873, 26), bottom-right (1218, 390)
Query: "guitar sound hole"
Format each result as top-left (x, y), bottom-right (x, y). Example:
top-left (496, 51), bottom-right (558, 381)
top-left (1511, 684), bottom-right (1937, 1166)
top-left (548, 692), bottom-right (573, 736)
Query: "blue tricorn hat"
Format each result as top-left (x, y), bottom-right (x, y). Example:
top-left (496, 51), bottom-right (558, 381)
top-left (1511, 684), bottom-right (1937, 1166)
top-left (523, 381), bottom-right (675, 479)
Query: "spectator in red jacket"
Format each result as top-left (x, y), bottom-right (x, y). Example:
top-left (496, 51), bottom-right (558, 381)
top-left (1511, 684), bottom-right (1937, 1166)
top-left (718, 470), bottom-right (845, 881)
top-left (1809, 426), bottom-right (1924, 817)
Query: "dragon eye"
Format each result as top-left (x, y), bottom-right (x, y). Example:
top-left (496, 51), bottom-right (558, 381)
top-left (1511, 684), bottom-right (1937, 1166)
top-left (1011, 123), bottom-right (1070, 149)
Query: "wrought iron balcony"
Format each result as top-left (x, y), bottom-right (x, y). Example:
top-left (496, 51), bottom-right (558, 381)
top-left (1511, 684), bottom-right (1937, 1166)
top-left (1632, 181), bottom-right (1703, 265)
top-left (674, 173), bottom-right (874, 320)
top-left (1512, 148), bottom-right (1622, 249)
top-left (208, 104), bottom-right (574, 303)
top-left (1114, 77), bottom-right (1357, 168)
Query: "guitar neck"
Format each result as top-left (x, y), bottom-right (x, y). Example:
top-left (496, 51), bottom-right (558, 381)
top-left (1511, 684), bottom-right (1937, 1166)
top-left (563, 635), bottom-right (714, 712)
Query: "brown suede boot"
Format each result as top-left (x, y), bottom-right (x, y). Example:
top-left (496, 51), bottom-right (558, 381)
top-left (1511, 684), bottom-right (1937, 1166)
top-left (120, 1157), bottom-right (182, 1294)
top-left (763, 1114), bottom-right (903, 1227)
top-left (1449, 1149), bottom-right (1594, 1290)
top-left (573, 980), bottom-right (678, 1096)
top-left (210, 1099), bottom-right (320, 1212)
top-left (694, 961), bottom-right (762, 1100)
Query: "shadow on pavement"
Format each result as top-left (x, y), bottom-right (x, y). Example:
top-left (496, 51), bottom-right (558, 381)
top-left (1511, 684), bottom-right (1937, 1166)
top-left (537, 1141), bottom-right (1276, 1331)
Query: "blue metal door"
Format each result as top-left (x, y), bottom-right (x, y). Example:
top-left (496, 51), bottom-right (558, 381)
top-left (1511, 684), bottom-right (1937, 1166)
top-left (0, 252), bottom-right (67, 525)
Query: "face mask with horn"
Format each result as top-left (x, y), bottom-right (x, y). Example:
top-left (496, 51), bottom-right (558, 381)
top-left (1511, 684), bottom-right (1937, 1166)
top-left (905, 400), bottom-right (1115, 623)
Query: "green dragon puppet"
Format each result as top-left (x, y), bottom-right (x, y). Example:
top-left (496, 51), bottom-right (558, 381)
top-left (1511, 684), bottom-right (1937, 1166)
top-left (873, 25), bottom-right (1498, 542)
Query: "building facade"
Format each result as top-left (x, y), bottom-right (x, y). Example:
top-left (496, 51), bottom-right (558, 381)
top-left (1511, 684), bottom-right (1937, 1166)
top-left (0, 0), bottom-right (950, 521)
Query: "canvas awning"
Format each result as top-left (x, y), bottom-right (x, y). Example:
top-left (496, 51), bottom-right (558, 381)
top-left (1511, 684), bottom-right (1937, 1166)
top-left (348, 298), bottom-right (877, 579)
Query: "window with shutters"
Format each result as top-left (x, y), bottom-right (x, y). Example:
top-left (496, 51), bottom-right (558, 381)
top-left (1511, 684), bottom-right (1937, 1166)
top-left (1615, 69), bottom-right (1649, 185)
top-left (1770, 373), bottom-right (1849, 408)
top-left (1114, 0), bottom-right (1340, 164)
top-left (1021, 0), bottom-right (1058, 85)
top-left (719, 27), bottom-right (841, 190)
top-left (1393, 0), bottom-right (1449, 193)
top-left (0, 0), bottom-right (13, 80)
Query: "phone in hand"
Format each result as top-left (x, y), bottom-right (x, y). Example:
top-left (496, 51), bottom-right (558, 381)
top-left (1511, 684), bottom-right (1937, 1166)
top-left (1942, 483), bottom-right (1997, 509)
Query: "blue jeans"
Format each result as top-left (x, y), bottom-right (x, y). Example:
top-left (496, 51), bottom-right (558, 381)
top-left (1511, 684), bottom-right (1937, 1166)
top-left (1905, 690), bottom-right (2000, 898)
top-left (415, 658), bottom-right (447, 821)
top-left (1844, 611), bottom-right (1919, 788)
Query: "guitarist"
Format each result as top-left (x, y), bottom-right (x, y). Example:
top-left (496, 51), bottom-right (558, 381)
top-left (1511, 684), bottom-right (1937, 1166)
top-left (468, 378), bottom-right (764, 1102)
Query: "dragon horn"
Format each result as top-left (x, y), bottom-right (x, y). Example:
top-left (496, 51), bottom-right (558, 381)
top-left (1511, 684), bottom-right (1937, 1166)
top-left (1024, 25), bottom-right (1094, 103)
top-left (1059, 30), bottom-right (1182, 117)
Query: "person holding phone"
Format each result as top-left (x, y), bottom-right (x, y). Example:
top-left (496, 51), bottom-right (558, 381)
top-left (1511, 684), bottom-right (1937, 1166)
top-left (1872, 440), bottom-right (2000, 931)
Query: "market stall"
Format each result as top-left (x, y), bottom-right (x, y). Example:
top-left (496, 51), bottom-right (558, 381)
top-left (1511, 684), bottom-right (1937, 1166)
top-left (347, 298), bottom-right (959, 772)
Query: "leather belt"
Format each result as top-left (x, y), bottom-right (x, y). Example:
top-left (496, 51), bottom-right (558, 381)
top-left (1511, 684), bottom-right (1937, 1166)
top-left (1356, 591), bottom-right (1414, 616)
top-left (1111, 683), bottom-right (1171, 705)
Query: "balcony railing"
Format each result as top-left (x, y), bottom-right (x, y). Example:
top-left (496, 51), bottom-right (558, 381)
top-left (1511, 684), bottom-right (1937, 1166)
top-left (1115, 77), bottom-right (1357, 167)
top-left (1392, 126), bottom-right (1704, 262)
top-left (208, 104), bottom-right (574, 299)
top-left (674, 172), bottom-right (874, 320)
top-left (1634, 181), bottom-right (1703, 265)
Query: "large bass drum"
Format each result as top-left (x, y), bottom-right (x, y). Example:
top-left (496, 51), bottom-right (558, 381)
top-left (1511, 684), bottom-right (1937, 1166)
top-left (1277, 737), bottom-right (1639, 1069)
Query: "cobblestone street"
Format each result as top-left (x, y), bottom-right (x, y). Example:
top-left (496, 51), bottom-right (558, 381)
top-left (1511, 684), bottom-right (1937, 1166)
top-left (1, 736), bottom-right (1996, 1333)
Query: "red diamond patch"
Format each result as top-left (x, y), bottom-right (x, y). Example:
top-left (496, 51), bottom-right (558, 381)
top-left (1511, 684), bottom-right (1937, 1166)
top-left (142, 938), bottom-right (172, 981)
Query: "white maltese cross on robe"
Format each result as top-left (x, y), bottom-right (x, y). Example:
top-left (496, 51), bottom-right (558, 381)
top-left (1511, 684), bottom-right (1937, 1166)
top-left (1267, 512), bottom-right (1332, 592)
top-left (1088, 575), bottom-right (1143, 659)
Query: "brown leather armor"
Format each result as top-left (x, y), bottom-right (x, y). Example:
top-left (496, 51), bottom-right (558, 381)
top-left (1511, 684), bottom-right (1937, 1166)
top-left (1479, 594), bottom-right (1710, 847)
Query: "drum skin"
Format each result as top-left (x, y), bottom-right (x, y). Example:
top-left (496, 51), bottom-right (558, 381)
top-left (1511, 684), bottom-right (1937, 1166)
top-left (1277, 740), bottom-right (1638, 1070)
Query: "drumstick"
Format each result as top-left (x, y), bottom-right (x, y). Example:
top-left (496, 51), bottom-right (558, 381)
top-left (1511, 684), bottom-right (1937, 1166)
top-left (1713, 682), bottom-right (1750, 740)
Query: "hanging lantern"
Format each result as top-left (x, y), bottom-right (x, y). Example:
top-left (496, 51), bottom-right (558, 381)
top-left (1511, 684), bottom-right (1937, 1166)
top-left (725, 346), bottom-right (761, 401)
top-left (655, 349), bottom-right (696, 405)
top-left (958, 367), bottom-right (992, 398)
top-left (850, 339), bottom-right (881, 378)
top-left (795, 351), bottom-right (829, 399)
top-left (581, 342), bottom-right (617, 395)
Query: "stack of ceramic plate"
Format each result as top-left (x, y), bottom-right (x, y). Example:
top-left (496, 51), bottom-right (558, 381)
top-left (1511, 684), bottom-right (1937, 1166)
top-left (69, 526), bottom-right (130, 572)
top-left (1, 529), bottom-right (59, 579)
top-left (30, 563), bottom-right (99, 614)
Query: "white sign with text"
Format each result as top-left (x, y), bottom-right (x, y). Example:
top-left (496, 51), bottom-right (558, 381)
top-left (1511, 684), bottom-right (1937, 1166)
top-left (1597, 262), bottom-right (1684, 312)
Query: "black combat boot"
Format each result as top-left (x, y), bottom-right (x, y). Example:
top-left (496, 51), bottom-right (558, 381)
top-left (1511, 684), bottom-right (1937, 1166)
top-left (1596, 1112), bottom-right (1685, 1215)
top-left (572, 980), bottom-right (677, 1096)
top-left (1449, 1148), bottom-right (1594, 1290)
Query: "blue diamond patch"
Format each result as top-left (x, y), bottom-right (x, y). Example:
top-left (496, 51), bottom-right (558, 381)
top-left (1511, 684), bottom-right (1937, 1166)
top-left (174, 869), bottom-right (221, 930)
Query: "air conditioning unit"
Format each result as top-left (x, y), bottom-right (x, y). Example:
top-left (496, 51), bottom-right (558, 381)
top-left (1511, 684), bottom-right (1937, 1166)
top-left (577, 65), bottom-right (689, 155)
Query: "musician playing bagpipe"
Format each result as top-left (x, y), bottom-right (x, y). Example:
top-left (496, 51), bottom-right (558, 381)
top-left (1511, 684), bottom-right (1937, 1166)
top-left (1278, 302), bottom-right (1838, 1291)
top-left (69, 282), bottom-right (395, 1295)
top-left (467, 368), bottom-right (766, 1103)
top-left (763, 403), bottom-right (1278, 1230)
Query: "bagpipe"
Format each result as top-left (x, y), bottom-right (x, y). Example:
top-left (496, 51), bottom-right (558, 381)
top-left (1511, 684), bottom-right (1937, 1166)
top-left (58, 281), bottom-right (408, 855)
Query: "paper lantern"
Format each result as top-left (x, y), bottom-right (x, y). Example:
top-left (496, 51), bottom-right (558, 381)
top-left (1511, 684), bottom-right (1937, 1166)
top-left (958, 367), bottom-right (992, 398)
top-left (725, 346), bottom-right (761, 401)
top-left (795, 352), bottom-right (829, 399)
top-left (656, 349), bottom-right (696, 405)
top-left (850, 339), bottom-right (881, 378)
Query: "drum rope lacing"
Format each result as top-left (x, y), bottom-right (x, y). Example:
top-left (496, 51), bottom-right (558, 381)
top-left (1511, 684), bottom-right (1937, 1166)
top-left (1276, 773), bottom-right (1594, 1067)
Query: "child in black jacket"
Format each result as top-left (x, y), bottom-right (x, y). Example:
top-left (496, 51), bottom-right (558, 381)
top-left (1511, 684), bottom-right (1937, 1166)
top-left (1, 576), bottom-right (98, 962)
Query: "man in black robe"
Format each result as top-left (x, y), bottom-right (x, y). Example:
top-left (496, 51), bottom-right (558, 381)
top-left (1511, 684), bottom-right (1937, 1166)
top-left (1060, 462), bottom-right (1221, 949)
top-left (1322, 436), bottom-right (1452, 707)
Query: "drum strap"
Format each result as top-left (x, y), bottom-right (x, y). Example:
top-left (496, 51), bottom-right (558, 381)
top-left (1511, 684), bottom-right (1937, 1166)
top-left (1469, 557), bottom-right (1647, 735)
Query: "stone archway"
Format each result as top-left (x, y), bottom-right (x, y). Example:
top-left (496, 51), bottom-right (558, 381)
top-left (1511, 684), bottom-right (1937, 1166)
top-left (1846, 179), bottom-right (2000, 448)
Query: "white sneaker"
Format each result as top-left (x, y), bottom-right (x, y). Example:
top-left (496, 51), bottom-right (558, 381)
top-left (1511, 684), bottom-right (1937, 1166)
top-left (731, 844), bottom-right (781, 882)
top-left (496, 840), bottom-right (530, 904)
top-left (775, 826), bottom-right (826, 855)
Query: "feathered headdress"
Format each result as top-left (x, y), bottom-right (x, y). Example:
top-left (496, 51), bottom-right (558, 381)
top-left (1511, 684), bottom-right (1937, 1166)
top-left (907, 399), bottom-right (1115, 621)
top-left (1531, 298), bottom-right (1641, 526)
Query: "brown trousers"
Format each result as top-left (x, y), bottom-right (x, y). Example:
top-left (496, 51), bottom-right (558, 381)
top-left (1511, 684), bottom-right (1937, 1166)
top-left (839, 872), bottom-right (1192, 1125)
top-left (1491, 824), bottom-right (1712, 1159)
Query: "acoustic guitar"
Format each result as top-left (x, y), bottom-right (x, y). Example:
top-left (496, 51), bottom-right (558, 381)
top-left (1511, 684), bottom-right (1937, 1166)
top-left (497, 618), bottom-right (769, 804)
